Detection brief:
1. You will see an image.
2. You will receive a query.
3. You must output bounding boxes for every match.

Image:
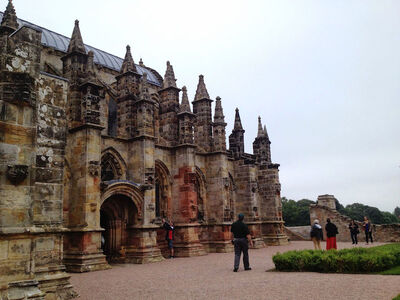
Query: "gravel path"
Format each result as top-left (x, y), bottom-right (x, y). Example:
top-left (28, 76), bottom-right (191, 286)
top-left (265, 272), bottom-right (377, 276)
top-left (70, 241), bottom-right (400, 300)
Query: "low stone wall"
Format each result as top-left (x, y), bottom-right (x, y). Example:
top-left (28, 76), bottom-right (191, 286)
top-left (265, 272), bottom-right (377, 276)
top-left (309, 204), bottom-right (400, 243)
top-left (285, 226), bottom-right (310, 241)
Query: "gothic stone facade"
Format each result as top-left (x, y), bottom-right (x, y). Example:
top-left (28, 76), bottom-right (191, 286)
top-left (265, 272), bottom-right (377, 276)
top-left (0, 1), bottom-right (287, 299)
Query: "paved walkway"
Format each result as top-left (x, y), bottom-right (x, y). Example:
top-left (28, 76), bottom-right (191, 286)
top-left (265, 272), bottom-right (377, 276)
top-left (70, 241), bottom-right (400, 300)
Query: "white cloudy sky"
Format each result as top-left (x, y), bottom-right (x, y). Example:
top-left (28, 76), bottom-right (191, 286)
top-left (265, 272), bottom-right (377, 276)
top-left (7, 0), bottom-right (400, 212)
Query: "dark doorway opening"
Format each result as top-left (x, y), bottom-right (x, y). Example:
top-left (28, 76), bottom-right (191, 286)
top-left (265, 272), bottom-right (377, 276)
top-left (100, 194), bottom-right (137, 262)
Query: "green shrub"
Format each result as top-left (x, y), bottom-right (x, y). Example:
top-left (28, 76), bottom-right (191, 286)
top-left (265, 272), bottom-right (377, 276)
top-left (272, 243), bottom-right (400, 273)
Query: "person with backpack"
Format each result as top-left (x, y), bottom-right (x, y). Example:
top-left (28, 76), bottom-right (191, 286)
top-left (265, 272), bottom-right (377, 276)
top-left (162, 218), bottom-right (175, 258)
top-left (325, 218), bottom-right (339, 250)
top-left (310, 219), bottom-right (323, 250)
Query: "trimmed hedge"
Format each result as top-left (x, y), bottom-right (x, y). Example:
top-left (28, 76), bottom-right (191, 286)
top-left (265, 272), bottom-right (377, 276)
top-left (272, 243), bottom-right (400, 273)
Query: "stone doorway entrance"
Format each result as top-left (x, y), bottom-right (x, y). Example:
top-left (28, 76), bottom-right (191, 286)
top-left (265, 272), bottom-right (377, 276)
top-left (100, 194), bottom-right (137, 262)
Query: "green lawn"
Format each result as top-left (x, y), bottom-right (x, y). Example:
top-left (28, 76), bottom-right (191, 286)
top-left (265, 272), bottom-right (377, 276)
top-left (379, 265), bottom-right (400, 275)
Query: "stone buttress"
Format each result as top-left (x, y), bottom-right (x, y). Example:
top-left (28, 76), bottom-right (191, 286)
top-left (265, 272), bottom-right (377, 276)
top-left (61, 19), bottom-right (110, 273)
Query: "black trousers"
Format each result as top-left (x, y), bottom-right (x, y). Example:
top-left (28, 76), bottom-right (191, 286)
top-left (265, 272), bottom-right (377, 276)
top-left (365, 231), bottom-right (373, 243)
top-left (350, 232), bottom-right (358, 244)
top-left (234, 238), bottom-right (249, 269)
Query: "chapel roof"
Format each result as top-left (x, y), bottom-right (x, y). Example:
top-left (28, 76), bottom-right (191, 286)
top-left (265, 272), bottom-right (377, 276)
top-left (0, 11), bottom-right (162, 86)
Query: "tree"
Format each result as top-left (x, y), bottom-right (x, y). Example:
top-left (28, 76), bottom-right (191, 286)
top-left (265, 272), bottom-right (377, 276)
top-left (394, 206), bottom-right (400, 219)
top-left (342, 203), bottom-right (399, 224)
top-left (282, 197), bottom-right (315, 226)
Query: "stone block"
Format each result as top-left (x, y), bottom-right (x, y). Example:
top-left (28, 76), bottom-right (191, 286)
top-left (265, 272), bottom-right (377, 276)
top-left (0, 240), bottom-right (8, 260)
top-left (0, 143), bottom-right (19, 164)
top-left (35, 237), bottom-right (55, 251)
top-left (8, 239), bottom-right (31, 258)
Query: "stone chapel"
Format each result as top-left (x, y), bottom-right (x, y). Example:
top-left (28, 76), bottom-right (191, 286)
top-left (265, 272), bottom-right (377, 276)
top-left (0, 1), bottom-right (288, 298)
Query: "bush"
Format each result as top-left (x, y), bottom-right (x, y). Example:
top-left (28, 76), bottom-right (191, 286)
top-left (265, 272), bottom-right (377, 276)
top-left (272, 243), bottom-right (400, 273)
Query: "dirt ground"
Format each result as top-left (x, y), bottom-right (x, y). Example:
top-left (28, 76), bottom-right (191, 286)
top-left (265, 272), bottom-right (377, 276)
top-left (69, 241), bottom-right (400, 300)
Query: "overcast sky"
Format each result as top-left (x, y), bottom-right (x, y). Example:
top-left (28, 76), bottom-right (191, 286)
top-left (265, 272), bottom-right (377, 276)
top-left (7, 0), bottom-right (400, 212)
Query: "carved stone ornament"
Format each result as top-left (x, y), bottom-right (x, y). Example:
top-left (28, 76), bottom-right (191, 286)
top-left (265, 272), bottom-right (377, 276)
top-left (88, 161), bottom-right (100, 177)
top-left (7, 165), bottom-right (28, 185)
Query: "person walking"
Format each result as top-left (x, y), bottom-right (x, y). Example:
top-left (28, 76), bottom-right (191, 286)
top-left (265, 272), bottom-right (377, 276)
top-left (310, 219), bottom-right (323, 250)
top-left (348, 220), bottom-right (359, 245)
top-left (362, 216), bottom-right (373, 244)
top-left (230, 213), bottom-right (253, 272)
top-left (325, 218), bottom-right (338, 250)
top-left (162, 218), bottom-right (175, 258)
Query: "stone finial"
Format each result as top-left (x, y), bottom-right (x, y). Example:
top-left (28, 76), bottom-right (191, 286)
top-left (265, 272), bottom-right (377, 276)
top-left (213, 96), bottom-right (225, 123)
top-left (162, 61), bottom-right (177, 89)
top-left (67, 20), bottom-right (86, 54)
top-left (1, 0), bottom-right (18, 32)
top-left (139, 58), bottom-right (144, 66)
top-left (233, 108), bottom-right (243, 130)
top-left (263, 125), bottom-right (269, 139)
top-left (179, 86), bottom-right (191, 113)
top-left (120, 45), bottom-right (137, 74)
top-left (257, 116), bottom-right (263, 137)
top-left (194, 75), bottom-right (210, 101)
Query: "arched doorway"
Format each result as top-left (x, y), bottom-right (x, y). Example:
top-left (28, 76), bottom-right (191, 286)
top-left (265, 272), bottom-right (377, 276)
top-left (100, 194), bottom-right (137, 262)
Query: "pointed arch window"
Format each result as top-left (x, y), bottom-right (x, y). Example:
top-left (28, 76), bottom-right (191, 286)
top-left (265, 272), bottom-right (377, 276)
top-left (101, 152), bottom-right (124, 182)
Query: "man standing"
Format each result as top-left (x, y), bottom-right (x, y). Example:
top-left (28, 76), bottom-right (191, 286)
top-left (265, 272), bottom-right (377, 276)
top-left (231, 213), bottom-right (253, 272)
top-left (162, 218), bottom-right (174, 258)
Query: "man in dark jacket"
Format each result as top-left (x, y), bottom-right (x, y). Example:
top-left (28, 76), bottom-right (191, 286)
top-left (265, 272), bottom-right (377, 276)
top-left (231, 213), bottom-right (253, 272)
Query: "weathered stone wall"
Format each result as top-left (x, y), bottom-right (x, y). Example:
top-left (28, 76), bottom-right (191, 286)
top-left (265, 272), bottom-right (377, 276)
top-left (310, 204), bottom-right (400, 242)
top-left (285, 226), bottom-right (310, 241)
top-left (0, 22), bottom-right (75, 298)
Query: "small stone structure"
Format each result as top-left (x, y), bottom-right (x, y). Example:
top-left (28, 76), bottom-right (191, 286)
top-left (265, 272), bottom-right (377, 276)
top-left (316, 194), bottom-right (337, 210)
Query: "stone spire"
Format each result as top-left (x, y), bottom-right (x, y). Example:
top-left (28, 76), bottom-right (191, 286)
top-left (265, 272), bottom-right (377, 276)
top-left (233, 108), bottom-right (243, 130)
top-left (1, 0), bottom-right (18, 32)
top-left (213, 96), bottom-right (225, 124)
top-left (194, 75), bottom-right (210, 101)
top-left (229, 108), bottom-right (245, 159)
top-left (257, 116), bottom-right (264, 137)
top-left (67, 20), bottom-right (86, 54)
top-left (264, 125), bottom-right (269, 139)
top-left (120, 45), bottom-right (137, 74)
top-left (162, 61), bottom-right (177, 89)
top-left (179, 86), bottom-right (191, 113)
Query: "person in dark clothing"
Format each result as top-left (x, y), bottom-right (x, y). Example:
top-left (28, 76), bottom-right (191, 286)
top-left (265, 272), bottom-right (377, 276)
top-left (325, 218), bottom-right (338, 250)
top-left (310, 219), bottom-right (323, 250)
top-left (362, 216), bottom-right (373, 244)
top-left (162, 218), bottom-right (175, 258)
top-left (348, 220), bottom-right (359, 244)
top-left (230, 213), bottom-right (253, 272)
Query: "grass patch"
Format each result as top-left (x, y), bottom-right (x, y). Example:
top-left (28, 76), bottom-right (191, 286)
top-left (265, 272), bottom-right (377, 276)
top-left (273, 243), bottom-right (400, 274)
top-left (392, 294), bottom-right (400, 300)
top-left (379, 265), bottom-right (400, 275)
